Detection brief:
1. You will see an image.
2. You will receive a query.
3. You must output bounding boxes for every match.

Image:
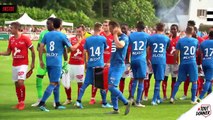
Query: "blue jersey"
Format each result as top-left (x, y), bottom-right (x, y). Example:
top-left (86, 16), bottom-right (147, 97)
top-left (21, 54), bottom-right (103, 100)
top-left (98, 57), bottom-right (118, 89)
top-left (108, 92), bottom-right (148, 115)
top-left (176, 37), bottom-right (198, 64)
top-left (84, 35), bottom-right (107, 68)
top-left (148, 34), bottom-right (170, 64)
top-left (41, 31), bottom-right (71, 67)
top-left (129, 32), bottom-right (149, 62)
top-left (110, 33), bottom-right (129, 67)
top-left (200, 40), bottom-right (213, 67)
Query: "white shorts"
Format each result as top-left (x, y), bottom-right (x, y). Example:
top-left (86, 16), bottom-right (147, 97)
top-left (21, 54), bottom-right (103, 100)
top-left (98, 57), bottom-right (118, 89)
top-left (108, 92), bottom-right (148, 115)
top-left (147, 64), bottom-right (153, 74)
top-left (68, 64), bottom-right (85, 83)
top-left (122, 64), bottom-right (131, 78)
top-left (165, 64), bottom-right (179, 77)
top-left (12, 65), bottom-right (28, 82)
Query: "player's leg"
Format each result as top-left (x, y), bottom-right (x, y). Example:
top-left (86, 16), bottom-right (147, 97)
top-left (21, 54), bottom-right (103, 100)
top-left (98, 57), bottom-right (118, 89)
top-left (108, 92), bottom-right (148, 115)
top-left (108, 66), bottom-right (131, 115)
top-left (89, 85), bottom-right (98, 104)
top-left (170, 64), bottom-right (178, 98)
top-left (63, 64), bottom-right (73, 105)
top-left (199, 66), bottom-right (213, 100)
top-left (76, 67), bottom-right (93, 108)
top-left (128, 78), bottom-right (133, 99)
top-left (143, 74), bottom-right (152, 101)
top-left (189, 63), bottom-right (198, 104)
top-left (170, 64), bottom-right (186, 103)
top-left (162, 64), bottom-right (170, 100)
top-left (207, 81), bottom-right (212, 95)
top-left (196, 65), bottom-right (205, 97)
top-left (119, 64), bottom-right (130, 93)
top-left (180, 76), bottom-right (190, 100)
top-left (32, 54), bottom-right (47, 106)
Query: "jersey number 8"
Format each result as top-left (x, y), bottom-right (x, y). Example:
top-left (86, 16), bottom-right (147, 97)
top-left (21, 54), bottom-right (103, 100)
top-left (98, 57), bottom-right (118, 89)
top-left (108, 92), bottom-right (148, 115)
top-left (49, 41), bottom-right (55, 51)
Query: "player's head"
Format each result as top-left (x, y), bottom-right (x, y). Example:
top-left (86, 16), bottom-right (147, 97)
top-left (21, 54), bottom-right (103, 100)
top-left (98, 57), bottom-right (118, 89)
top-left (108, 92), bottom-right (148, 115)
top-left (121, 23), bottom-right (129, 35)
top-left (47, 17), bottom-right (54, 31)
top-left (94, 22), bottom-right (102, 32)
top-left (103, 19), bottom-right (110, 33)
top-left (76, 24), bottom-right (86, 37)
top-left (156, 22), bottom-right (165, 32)
top-left (185, 26), bottom-right (194, 35)
top-left (10, 22), bottom-right (21, 35)
top-left (109, 20), bottom-right (120, 34)
top-left (170, 24), bottom-right (178, 36)
top-left (187, 20), bottom-right (196, 27)
top-left (53, 18), bottom-right (62, 30)
top-left (209, 31), bottom-right (213, 39)
top-left (136, 21), bottom-right (145, 32)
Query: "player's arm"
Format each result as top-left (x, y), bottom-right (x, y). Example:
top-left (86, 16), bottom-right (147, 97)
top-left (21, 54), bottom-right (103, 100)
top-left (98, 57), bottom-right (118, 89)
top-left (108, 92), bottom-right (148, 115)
top-left (0, 48), bottom-right (11, 56)
top-left (146, 46), bottom-right (151, 65)
top-left (39, 43), bottom-right (45, 69)
top-left (83, 49), bottom-right (88, 69)
top-left (113, 27), bottom-right (125, 48)
top-left (29, 46), bottom-right (35, 70)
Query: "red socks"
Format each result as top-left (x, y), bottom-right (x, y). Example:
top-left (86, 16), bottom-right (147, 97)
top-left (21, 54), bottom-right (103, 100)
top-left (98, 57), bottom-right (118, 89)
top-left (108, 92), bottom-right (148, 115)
top-left (78, 83), bottom-right (82, 97)
top-left (16, 85), bottom-right (25, 102)
top-left (91, 85), bottom-right (98, 98)
top-left (162, 80), bottom-right (167, 98)
top-left (196, 77), bottom-right (204, 96)
top-left (65, 87), bottom-right (71, 100)
top-left (144, 79), bottom-right (150, 97)
top-left (119, 78), bottom-right (125, 93)
top-left (184, 77), bottom-right (190, 96)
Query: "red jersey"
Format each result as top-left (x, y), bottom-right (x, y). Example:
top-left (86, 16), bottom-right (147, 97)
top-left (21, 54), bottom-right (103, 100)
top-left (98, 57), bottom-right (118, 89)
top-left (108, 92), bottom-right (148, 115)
top-left (203, 35), bottom-right (209, 40)
top-left (8, 34), bottom-right (32, 66)
top-left (68, 37), bottom-right (85, 65)
top-left (166, 36), bottom-right (180, 64)
top-left (196, 36), bottom-right (204, 65)
top-left (100, 31), bottom-right (113, 63)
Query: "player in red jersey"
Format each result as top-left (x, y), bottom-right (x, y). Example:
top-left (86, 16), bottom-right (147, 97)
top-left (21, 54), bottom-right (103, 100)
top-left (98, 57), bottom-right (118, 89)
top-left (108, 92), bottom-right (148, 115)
top-left (0, 22), bottom-right (35, 110)
top-left (63, 25), bottom-right (86, 105)
top-left (89, 20), bottom-right (113, 104)
top-left (162, 24), bottom-right (179, 100)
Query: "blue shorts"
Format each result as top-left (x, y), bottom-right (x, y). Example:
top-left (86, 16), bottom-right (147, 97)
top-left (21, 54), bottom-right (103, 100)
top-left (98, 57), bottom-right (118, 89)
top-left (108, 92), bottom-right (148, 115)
top-left (202, 65), bottom-right (213, 81)
top-left (108, 65), bottom-right (125, 86)
top-left (84, 67), bottom-right (94, 85)
top-left (47, 66), bottom-right (62, 82)
top-left (177, 62), bottom-right (198, 82)
top-left (131, 60), bottom-right (146, 79)
top-left (152, 64), bottom-right (166, 81)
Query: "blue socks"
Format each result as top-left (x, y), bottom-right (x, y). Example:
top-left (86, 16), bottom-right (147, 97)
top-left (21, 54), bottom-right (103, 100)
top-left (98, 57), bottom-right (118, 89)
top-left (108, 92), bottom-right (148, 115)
top-left (41, 84), bottom-right (56, 103)
top-left (53, 84), bottom-right (60, 103)
top-left (191, 82), bottom-right (197, 101)
top-left (171, 81), bottom-right (181, 99)
top-left (136, 82), bottom-right (144, 103)
top-left (199, 80), bottom-right (211, 99)
top-left (100, 90), bottom-right (107, 104)
top-left (152, 80), bottom-right (161, 102)
top-left (77, 83), bottom-right (89, 101)
top-left (131, 80), bottom-right (137, 98)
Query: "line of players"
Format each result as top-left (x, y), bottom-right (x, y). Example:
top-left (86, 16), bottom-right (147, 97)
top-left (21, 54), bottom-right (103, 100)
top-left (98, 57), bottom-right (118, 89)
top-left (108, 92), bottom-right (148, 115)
top-left (1, 18), bottom-right (212, 114)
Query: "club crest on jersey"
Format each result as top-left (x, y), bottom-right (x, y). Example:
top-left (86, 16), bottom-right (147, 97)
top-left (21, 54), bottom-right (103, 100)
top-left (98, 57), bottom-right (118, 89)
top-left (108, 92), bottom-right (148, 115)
top-left (14, 47), bottom-right (21, 56)
top-left (196, 104), bottom-right (212, 118)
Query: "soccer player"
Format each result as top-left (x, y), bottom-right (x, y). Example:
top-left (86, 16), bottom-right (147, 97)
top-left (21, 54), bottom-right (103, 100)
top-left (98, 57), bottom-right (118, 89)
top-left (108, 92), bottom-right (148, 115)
top-left (31, 17), bottom-right (55, 107)
top-left (89, 20), bottom-right (113, 105)
top-left (38, 18), bottom-right (80, 112)
top-left (75, 22), bottom-right (112, 109)
top-left (148, 23), bottom-right (170, 105)
top-left (162, 24), bottom-right (179, 100)
top-left (129, 21), bottom-right (149, 107)
top-left (107, 21), bottom-right (131, 115)
top-left (63, 25), bottom-right (86, 105)
top-left (197, 31), bottom-right (213, 101)
top-left (119, 23), bottom-right (131, 94)
top-left (0, 22), bottom-right (35, 110)
top-left (170, 26), bottom-right (198, 104)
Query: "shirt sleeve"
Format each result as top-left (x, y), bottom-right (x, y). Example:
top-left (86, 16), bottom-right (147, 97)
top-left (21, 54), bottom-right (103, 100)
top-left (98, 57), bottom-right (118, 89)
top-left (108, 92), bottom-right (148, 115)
top-left (25, 36), bottom-right (33, 48)
top-left (41, 34), bottom-right (46, 45)
top-left (84, 38), bottom-right (88, 50)
top-left (103, 37), bottom-right (108, 50)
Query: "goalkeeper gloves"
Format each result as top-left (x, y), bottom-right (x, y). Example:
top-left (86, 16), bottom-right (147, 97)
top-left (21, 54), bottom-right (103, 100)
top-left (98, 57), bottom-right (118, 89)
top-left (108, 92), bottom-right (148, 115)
top-left (62, 61), bottom-right (68, 73)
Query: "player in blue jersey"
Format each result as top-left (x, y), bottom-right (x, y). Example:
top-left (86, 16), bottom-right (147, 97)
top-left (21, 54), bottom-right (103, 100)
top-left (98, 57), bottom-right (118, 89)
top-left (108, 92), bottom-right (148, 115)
top-left (148, 23), bottom-right (170, 105)
top-left (38, 18), bottom-right (81, 112)
top-left (129, 21), bottom-right (149, 107)
top-left (170, 26), bottom-right (199, 104)
top-left (75, 22), bottom-right (112, 109)
top-left (107, 21), bottom-right (131, 115)
top-left (197, 31), bottom-right (213, 101)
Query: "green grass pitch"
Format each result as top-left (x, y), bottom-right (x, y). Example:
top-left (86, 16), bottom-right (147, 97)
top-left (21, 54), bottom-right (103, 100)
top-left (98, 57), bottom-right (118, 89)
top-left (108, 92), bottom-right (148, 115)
top-left (0, 40), bottom-right (195, 120)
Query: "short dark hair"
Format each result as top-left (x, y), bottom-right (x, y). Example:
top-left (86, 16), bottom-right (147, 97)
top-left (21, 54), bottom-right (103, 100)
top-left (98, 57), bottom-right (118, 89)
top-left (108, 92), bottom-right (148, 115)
top-left (94, 22), bottom-right (102, 31)
top-left (136, 21), bottom-right (145, 30)
top-left (187, 20), bottom-right (196, 27)
top-left (209, 31), bottom-right (213, 39)
top-left (185, 26), bottom-right (194, 34)
top-left (109, 21), bottom-right (120, 28)
top-left (10, 22), bottom-right (21, 31)
top-left (156, 22), bottom-right (165, 32)
top-left (53, 18), bottom-right (62, 29)
top-left (170, 24), bottom-right (179, 31)
top-left (47, 17), bottom-right (55, 22)
top-left (76, 24), bottom-right (85, 31)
